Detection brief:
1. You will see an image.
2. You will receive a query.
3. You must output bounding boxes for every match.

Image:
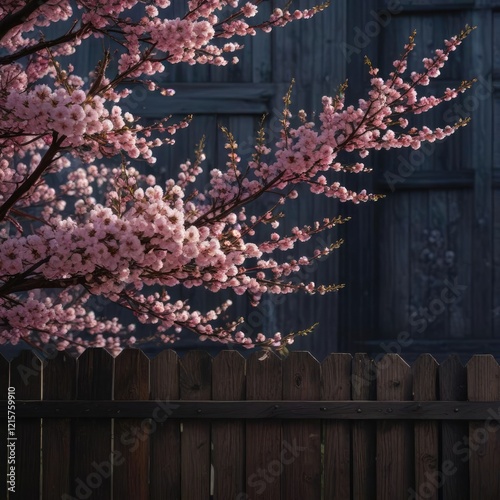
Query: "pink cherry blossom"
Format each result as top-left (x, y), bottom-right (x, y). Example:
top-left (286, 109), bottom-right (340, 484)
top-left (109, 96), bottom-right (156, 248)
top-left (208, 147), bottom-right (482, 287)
top-left (0, 2), bottom-right (475, 354)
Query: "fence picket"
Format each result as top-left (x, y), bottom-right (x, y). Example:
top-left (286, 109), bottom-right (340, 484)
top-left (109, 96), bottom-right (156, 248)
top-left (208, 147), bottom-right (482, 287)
top-left (180, 351), bottom-right (212, 499)
top-left (150, 350), bottom-right (180, 500)
top-left (73, 348), bottom-right (113, 500)
top-left (10, 351), bottom-right (42, 500)
top-left (467, 355), bottom-right (500, 500)
top-left (245, 351), bottom-right (282, 500)
top-left (212, 351), bottom-right (246, 499)
top-left (352, 353), bottom-right (376, 500)
top-left (321, 353), bottom-right (352, 499)
top-left (376, 354), bottom-right (413, 500)
top-left (439, 355), bottom-right (468, 500)
top-left (283, 351), bottom-right (321, 500)
top-left (5, 349), bottom-right (500, 498)
top-left (413, 354), bottom-right (439, 500)
top-left (42, 351), bottom-right (76, 499)
top-left (114, 349), bottom-right (150, 499)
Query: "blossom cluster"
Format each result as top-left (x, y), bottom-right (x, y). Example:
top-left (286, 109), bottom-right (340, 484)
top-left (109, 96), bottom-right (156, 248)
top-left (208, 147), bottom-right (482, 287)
top-left (0, 1), bottom-right (474, 354)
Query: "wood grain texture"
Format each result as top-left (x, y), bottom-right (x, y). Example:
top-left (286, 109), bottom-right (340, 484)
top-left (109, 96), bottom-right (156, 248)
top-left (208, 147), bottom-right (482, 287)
top-left (245, 352), bottom-right (282, 500)
top-left (439, 355), bottom-right (468, 500)
top-left (180, 351), bottom-right (212, 499)
top-left (352, 353), bottom-right (376, 500)
top-left (467, 355), bottom-right (500, 500)
top-left (73, 348), bottom-right (113, 500)
top-left (413, 354), bottom-right (439, 500)
top-left (113, 349), bottom-right (150, 500)
top-left (282, 352), bottom-right (321, 500)
top-left (212, 351), bottom-right (245, 500)
top-left (42, 352), bottom-right (76, 499)
top-left (150, 350), bottom-right (180, 500)
top-left (321, 353), bottom-right (352, 500)
top-left (376, 354), bottom-right (413, 500)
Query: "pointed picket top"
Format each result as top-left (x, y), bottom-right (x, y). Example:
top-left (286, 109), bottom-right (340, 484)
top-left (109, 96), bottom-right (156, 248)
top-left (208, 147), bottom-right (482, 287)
top-left (115, 348), bottom-right (149, 400)
top-left (10, 350), bottom-right (44, 398)
top-left (376, 353), bottom-right (412, 401)
top-left (150, 349), bottom-right (179, 400)
top-left (412, 354), bottom-right (439, 400)
top-left (321, 354), bottom-right (352, 499)
top-left (180, 350), bottom-right (212, 400)
top-left (439, 354), bottom-right (469, 499)
top-left (149, 349), bottom-right (181, 499)
top-left (321, 353), bottom-right (352, 400)
top-left (246, 350), bottom-right (282, 400)
top-left (212, 350), bottom-right (246, 498)
top-left (439, 354), bottom-right (466, 400)
top-left (212, 350), bottom-right (245, 400)
top-left (43, 351), bottom-right (76, 400)
top-left (213, 349), bottom-right (246, 364)
top-left (114, 349), bottom-right (150, 498)
top-left (466, 355), bottom-right (500, 497)
top-left (352, 353), bottom-right (376, 401)
top-left (283, 351), bottom-right (320, 400)
top-left (76, 347), bottom-right (114, 400)
top-left (466, 354), bottom-right (500, 401)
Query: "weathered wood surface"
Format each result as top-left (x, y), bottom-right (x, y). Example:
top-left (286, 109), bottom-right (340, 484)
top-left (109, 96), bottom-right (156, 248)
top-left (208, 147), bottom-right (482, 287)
top-left (42, 352), bottom-right (75, 500)
top-left (3, 350), bottom-right (500, 499)
top-left (439, 355), bottom-right (469, 500)
top-left (72, 349), bottom-right (113, 500)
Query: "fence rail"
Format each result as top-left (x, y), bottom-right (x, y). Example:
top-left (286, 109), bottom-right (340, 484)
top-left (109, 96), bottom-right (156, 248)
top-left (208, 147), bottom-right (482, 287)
top-left (1, 349), bottom-right (500, 500)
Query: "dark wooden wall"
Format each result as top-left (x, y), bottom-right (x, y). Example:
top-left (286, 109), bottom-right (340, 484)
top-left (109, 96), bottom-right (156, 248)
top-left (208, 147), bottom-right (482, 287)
top-left (339, 0), bottom-right (498, 360)
top-left (17, 1), bottom-right (500, 361)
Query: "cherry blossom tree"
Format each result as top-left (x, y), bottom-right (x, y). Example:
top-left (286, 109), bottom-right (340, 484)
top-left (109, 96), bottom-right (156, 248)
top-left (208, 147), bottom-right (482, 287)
top-left (0, 0), bottom-right (475, 354)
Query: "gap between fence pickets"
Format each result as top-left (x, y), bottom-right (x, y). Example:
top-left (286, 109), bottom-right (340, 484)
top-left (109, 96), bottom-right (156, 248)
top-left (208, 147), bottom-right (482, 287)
top-left (5, 400), bottom-right (500, 420)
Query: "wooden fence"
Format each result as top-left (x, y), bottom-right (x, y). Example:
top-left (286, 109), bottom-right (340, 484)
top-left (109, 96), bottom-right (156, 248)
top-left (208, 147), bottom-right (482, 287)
top-left (1, 349), bottom-right (500, 499)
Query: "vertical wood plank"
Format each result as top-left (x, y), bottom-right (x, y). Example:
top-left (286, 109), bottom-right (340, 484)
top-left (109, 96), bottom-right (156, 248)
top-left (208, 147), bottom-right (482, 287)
top-left (0, 354), bottom-right (9, 499)
top-left (412, 354), bottom-right (439, 500)
top-left (114, 349), bottom-right (150, 500)
top-left (439, 355), bottom-right (468, 500)
top-left (212, 351), bottom-right (245, 499)
top-left (245, 352), bottom-right (282, 500)
top-left (352, 353), bottom-right (376, 500)
top-left (379, 193), bottom-right (411, 341)
top-left (470, 9), bottom-right (494, 338)
top-left (376, 354), bottom-right (413, 500)
top-left (283, 352), bottom-right (321, 500)
top-left (10, 350), bottom-right (42, 500)
top-left (42, 351), bottom-right (76, 499)
top-left (467, 355), bottom-right (500, 500)
top-left (180, 351), bottom-right (212, 499)
top-left (150, 350), bottom-right (180, 500)
top-left (73, 349), bottom-right (113, 500)
top-left (321, 353), bottom-right (352, 499)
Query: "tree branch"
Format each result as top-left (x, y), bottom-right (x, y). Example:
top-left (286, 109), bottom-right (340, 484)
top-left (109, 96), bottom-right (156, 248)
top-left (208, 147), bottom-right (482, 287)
top-left (0, 0), bottom-right (50, 41)
top-left (0, 275), bottom-right (84, 295)
top-left (0, 24), bottom-right (90, 66)
top-left (0, 133), bottom-right (65, 222)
